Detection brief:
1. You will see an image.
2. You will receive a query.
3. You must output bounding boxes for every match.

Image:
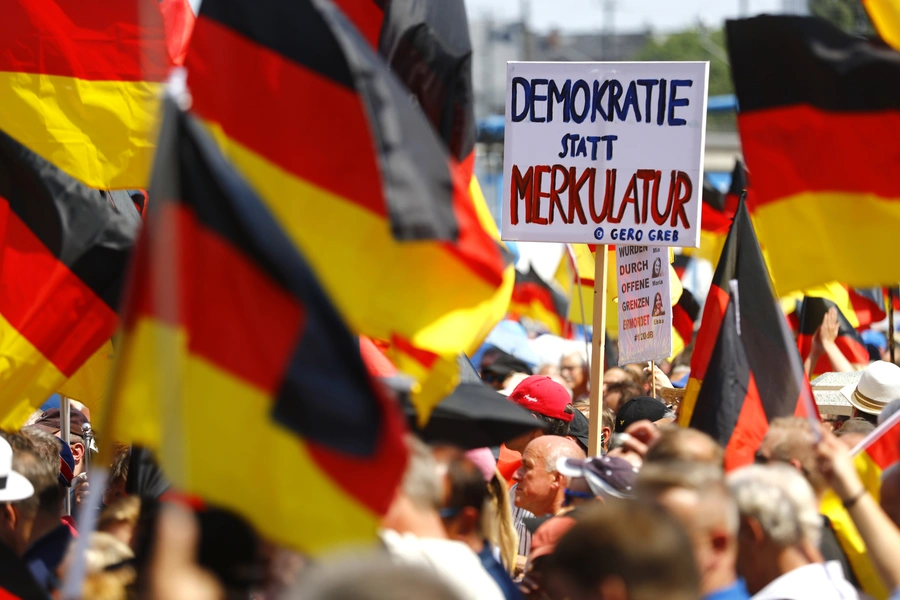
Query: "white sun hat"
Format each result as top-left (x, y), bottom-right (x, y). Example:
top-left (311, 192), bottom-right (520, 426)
top-left (0, 437), bottom-right (34, 502)
top-left (840, 360), bottom-right (900, 416)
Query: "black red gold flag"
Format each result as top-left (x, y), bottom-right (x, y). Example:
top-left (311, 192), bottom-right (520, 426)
top-left (100, 100), bottom-right (408, 555)
top-left (0, 128), bottom-right (138, 426)
top-left (672, 288), bottom-right (701, 352)
top-left (849, 287), bottom-right (887, 329)
top-left (0, 0), bottom-right (171, 188)
top-left (510, 267), bottom-right (567, 336)
top-left (679, 197), bottom-right (813, 469)
top-left (727, 15), bottom-right (900, 294)
top-left (185, 0), bottom-right (511, 420)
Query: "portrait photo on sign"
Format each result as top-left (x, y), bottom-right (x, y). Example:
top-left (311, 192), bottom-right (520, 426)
top-left (652, 258), bottom-right (662, 278)
top-left (653, 292), bottom-right (665, 316)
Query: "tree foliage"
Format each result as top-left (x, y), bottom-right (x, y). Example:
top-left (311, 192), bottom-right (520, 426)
top-left (636, 28), bottom-right (734, 129)
top-left (809, 0), bottom-right (873, 34)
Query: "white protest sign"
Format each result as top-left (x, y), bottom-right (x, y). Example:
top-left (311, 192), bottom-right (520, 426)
top-left (501, 61), bottom-right (709, 247)
top-left (617, 245), bottom-right (672, 364)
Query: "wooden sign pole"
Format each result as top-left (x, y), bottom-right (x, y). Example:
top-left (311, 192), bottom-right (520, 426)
top-left (587, 247), bottom-right (608, 456)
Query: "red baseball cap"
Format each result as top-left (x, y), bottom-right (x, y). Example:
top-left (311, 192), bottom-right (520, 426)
top-left (508, 375), bottom-right (574, 422)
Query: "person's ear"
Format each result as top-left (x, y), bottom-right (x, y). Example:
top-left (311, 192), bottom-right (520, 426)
top-left (0, 504), bottom-right (16, 529)
top-left (788, 458), bottom-right (804, 474)
top-left (71, 442), bottom-right (85, 463)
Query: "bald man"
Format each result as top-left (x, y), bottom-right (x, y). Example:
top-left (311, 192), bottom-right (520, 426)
top-left (881, 463), bottom-right (900, 529)
top-left (638, 462), bottom-right (748, 600)
top-left (513, 436), bottom-right (585, 517)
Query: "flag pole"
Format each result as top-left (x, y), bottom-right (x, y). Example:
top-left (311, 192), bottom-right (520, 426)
top-left (889, 287), bottom-right (896, 363)
top-left (60, 395), bottom-right (72, 516)
top-left (588, 247), bottom-right (608, 456)
top-left (649, 361), bottom-right (656, 398)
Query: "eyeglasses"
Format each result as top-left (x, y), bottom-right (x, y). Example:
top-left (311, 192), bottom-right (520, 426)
top-left (563, 489), bottom-right (594, 506)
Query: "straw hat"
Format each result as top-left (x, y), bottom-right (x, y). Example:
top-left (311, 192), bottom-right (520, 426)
top-left (0, 437), bottom-right (34, 502)
top-left (840, 361), bottom-right (900, 415)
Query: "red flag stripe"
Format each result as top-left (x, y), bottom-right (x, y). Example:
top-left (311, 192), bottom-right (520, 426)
top-left (740, 106), bottom-right (900, 209)
top-left (188, 17), bottom-right (387, 218)
top-left (0, 197), bottom-right (118, 376)
top-left (128, 203), bottom-right (305, 393)
top-left (1, 0), bottom-right (170, 81)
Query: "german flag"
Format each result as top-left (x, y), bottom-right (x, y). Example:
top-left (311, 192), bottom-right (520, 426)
top-left (185, 0), bottom-right (511, 421)
top-left (855, 409), bottom-right (900, 473)
top-left (728, 16), bottom-right (900, 295)
top-left (101, 101), bottom-right (408, 555)
top-left (864, 0), bottom-right (900, 51)
top-left (672, 288), bottom-right (700, 356)
top-left (679, 197), bottom-right (814, 470)
top-left (850, 287), bottom-right (888, 328)
top-left (797, 296), bottom-right (870, 375)
top-left (0, 128), bottom-right (137, 427)
top-left (373, 0), bottom-right (476, 174)
top-left (510, 267), bottom-right (567, 336)
top-left (0, 0), bottom-right (171, 189)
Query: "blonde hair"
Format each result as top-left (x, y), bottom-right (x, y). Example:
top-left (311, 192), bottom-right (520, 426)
top-left (483, 469), bottom-right (518, 574)
top-left (98, 496), bottom-right (141, 531)
top-left (80, 532), bottom-right (136, 600)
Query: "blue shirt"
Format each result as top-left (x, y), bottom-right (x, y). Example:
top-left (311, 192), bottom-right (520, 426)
top-left (477, 544), bottom-right (523, 600)
top-left (704, 579), bottom-right (750, 600)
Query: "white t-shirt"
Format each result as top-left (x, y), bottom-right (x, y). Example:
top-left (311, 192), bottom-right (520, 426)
top-left (380, 529), bottom-right (506, 600)
top-left (752, 561), bottom-right (859, 600)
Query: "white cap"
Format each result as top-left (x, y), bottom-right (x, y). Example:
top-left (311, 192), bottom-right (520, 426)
top-left (0, 437), bottom-right (34, 502)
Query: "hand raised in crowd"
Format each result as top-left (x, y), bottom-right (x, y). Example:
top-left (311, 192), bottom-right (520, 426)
top-left (816, 307), bottom-right (841, 348)
top-left (814, 423), bottom-right (862, 501)
top-left (807, 307), bottom-right (855, 373)
top-left (815, 426), bottom-right (900, 592)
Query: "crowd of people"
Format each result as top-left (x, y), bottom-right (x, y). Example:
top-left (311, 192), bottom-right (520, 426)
top-left (0, 319), bottom-right (898, 600)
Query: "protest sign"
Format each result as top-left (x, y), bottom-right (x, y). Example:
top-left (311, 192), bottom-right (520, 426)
top-left (501, 61), bottom-right (709, 247)
top-left (616, 245), bottom-right (672, 364)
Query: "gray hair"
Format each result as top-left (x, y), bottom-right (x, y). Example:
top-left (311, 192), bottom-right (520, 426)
top-left (401, 436), bottom-right (442, 510)
top-left (727, 464), bottom-right (821, 548)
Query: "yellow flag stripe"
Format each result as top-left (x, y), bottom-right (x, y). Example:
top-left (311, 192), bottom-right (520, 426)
top-left (0, 71), bottom-right (161, 189)
top-left (753, 191), bottom-right (900, 296)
